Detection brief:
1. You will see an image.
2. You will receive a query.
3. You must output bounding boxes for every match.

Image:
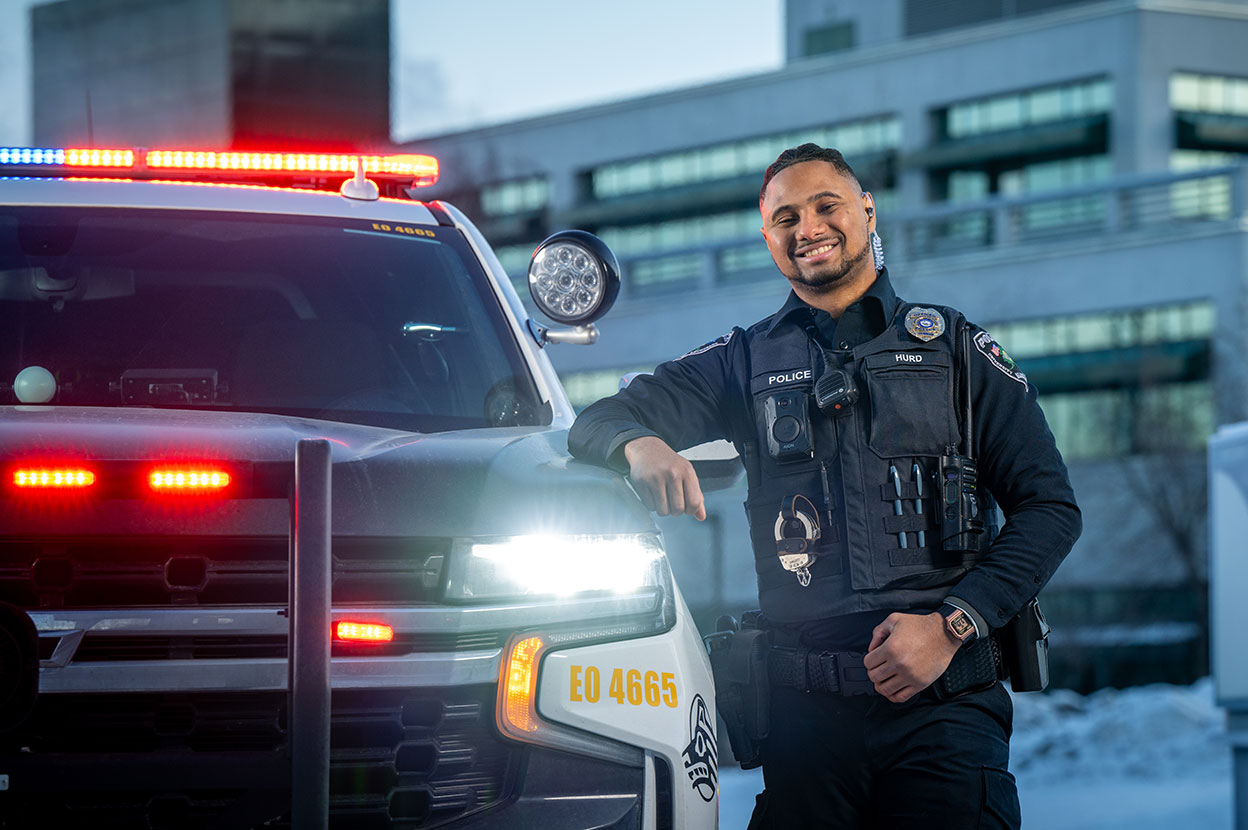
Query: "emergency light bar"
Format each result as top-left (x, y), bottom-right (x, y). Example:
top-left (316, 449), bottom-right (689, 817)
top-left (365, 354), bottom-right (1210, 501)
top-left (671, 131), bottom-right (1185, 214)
top-left (0, 146), bottom-right (439, 190)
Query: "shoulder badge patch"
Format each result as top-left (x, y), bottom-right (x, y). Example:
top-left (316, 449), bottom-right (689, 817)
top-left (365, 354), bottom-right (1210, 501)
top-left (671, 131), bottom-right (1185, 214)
top-left (677, 330), bottom-right (735, 361)
top-left (973, 330), bottom-right (1027, 386)
top-left (904, 307), bottom-right (945, 342)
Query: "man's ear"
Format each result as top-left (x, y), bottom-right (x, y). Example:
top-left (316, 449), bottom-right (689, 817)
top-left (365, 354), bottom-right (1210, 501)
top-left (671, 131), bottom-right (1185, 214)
top-left (861, 191), bottom-right (876, 232)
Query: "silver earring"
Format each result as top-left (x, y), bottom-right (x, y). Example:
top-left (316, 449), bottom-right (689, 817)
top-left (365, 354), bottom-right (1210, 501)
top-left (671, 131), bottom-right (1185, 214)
top-left (870, 231), bottom-right (885, 272)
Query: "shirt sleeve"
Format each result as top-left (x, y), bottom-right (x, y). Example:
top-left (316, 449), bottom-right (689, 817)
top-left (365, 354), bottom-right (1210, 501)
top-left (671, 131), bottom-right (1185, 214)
top-left (567, 328), bottom-right (750, 471)
top-left (945, 323), bottom-right (1083, 630)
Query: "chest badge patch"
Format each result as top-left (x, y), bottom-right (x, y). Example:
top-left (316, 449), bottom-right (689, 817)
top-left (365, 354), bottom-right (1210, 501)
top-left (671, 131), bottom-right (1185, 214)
top-left (904, 307), bottom-right (945, 342)
top-left (974, 330), bottom-right (1028, 386)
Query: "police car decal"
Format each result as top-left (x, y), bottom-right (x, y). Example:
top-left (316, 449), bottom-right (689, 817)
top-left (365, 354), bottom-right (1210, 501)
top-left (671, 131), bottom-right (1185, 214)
top-left (677, 330), bottom-right (735, 361)
top-left (974, 330), bottom-right (1027, 386)
top-left (682, 693), bottom-right (718, 802)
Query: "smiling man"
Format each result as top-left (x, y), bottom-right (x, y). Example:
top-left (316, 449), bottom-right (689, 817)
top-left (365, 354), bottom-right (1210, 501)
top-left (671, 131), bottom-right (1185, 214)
top-left (569, 144), bottom-right (1081, 828)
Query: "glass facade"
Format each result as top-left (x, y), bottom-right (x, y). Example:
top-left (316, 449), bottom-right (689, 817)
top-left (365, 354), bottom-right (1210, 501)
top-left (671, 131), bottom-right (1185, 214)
top-left (590, 116), bottom-right (901, 200)
top-left (480, 177), bottom-right (550, 217)
top-left (943, 77), bottom-right (1112, 139)
top-left (989, 302), bottom-right (1215, 460)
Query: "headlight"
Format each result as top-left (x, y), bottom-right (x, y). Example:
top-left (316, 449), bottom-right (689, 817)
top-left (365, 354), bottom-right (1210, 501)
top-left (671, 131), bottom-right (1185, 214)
top-left (446, 533), bottom-right (667, 601)
top-left (471, 533), bottom-right (676, 767)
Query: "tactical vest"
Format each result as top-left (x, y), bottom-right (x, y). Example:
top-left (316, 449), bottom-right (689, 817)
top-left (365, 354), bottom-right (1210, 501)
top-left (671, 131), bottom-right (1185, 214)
top-left (742, 303), bottom-right (996, 624)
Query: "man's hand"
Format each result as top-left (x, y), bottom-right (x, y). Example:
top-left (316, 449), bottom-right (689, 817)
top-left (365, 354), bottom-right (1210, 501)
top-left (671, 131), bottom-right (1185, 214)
top-left (863, 612), bottom-right (961, 703)
top-left (623, 436), bottom-right (706, 521)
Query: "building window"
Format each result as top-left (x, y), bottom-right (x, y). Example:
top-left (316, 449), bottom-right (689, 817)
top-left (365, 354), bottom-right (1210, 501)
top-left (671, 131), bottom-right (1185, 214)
top-left (1170, 72), bottom-right (1248, 117)
top-left (589, 115), bottom-right (901, 200)
top-left (803, 22), bottom-right (855, 57)
top-left (941, 77), bottom-right (1112, 140)
top-left (599, 209), bottom-right (760, 258)
top-left (561, 366), bottom-right (657, 411)
top-left (988, 302), bottom-right (1215, 460)
top-left (481, 177), bottom-right (550, 217)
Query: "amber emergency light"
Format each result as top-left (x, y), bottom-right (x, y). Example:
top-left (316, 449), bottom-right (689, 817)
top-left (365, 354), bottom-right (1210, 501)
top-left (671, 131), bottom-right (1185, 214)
top-left (499, 635), bottom-right (546, 734)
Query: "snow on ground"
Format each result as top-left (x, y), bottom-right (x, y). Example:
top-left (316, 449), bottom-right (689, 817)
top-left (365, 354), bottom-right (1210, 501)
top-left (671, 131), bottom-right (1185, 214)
top-left (716, 679), bottom-right (1234, 829)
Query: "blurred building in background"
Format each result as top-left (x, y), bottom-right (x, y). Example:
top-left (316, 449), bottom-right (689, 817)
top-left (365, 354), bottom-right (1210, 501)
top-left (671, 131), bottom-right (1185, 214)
top-left (411, 0), bottom-right (1248, 690)
top-left (31, 0), bottom-right (389, 150)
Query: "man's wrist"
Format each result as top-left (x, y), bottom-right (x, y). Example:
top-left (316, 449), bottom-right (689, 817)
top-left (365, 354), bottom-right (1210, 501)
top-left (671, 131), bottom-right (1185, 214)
top-left (943, 596), bottom-right (986, 640)
top-left (939, 603), bottom-right (977, 645)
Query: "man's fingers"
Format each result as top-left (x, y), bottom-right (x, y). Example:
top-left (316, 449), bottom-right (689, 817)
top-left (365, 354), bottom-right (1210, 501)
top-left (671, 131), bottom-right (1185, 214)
top-left (867, 622), bottom-right (891, 653)
top-left (683, 476), bottom-right (706, 521)
top-left (884, 684), bottom-right (916, 703)
top-left (667, 476), bottom-right (686, 516)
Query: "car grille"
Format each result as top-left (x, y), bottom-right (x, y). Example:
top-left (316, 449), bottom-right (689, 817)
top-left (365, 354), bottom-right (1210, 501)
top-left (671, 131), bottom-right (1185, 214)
top-left (0, 536), bottom-right (448, 608)
top-left (2, 685), bottom-right (519, 828)
top-left (65, 630), bottom-right (503, 661)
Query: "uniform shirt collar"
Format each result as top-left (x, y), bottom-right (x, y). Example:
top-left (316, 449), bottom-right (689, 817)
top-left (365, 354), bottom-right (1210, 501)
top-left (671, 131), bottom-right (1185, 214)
top-left (764, 268), bottom-right (900, 347)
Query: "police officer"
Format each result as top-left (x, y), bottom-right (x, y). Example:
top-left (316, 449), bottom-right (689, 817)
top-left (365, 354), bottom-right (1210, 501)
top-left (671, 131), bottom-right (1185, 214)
top-left (568, 144), bottom-right (1081, 828)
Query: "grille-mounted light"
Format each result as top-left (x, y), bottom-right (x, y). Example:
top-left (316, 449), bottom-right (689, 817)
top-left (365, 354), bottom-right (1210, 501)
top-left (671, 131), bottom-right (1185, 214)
top-left (334, 621), bottom-right (395, 643)
top-left (500, 635), bottom-right (546, 734)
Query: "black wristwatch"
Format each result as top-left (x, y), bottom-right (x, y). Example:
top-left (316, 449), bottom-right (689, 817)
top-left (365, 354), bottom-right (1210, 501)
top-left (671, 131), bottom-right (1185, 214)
top-left (940, 603), bottom-right (977, 645)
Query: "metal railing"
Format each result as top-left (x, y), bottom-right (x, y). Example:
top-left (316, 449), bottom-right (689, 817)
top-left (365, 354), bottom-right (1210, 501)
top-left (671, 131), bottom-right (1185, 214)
top-left (609, 163), bottom-right (1248, 302)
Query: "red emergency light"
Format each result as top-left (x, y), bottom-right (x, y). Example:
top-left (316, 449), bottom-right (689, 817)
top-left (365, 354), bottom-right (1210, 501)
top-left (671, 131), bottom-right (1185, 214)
top-left (334, 621), bottom-right (395, 643)
top-left (12, 468), bottom-right (96, 489)
top-left (148, 468), bottom-right (231, 492)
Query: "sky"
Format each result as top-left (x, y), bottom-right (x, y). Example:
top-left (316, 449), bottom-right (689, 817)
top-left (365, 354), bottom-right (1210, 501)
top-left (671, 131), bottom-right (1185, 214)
top-left (0, 0), bottom-right (783, 146)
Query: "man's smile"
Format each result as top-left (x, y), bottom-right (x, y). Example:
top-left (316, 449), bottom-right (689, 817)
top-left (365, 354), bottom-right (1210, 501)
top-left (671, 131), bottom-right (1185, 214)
top-left (795, 240), bottom-right (840, 262)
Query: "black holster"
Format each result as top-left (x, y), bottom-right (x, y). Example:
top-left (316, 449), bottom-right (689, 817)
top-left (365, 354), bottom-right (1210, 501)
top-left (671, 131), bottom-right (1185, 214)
top-left (704, 615), bottom-right (769, 769)
top-left (999, 597), bottom-right (1051, 692)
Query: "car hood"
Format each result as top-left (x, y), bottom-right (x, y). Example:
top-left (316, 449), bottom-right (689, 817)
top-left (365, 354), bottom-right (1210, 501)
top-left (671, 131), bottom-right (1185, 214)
top-left (0, 406), bottom-right (651, 538)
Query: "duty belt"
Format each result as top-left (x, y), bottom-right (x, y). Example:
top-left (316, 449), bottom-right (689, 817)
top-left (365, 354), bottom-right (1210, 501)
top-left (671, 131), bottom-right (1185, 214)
top-left (768, 635), bottom-right (1002, 697)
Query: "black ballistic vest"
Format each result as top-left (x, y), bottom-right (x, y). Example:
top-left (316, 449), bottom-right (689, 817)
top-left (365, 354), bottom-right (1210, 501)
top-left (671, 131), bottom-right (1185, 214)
top-left (743, 303), bottom-right (995, 624)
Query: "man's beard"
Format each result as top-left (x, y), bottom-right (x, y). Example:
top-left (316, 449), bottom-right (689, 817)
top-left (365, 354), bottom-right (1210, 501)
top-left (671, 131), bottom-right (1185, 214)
top-left (787, 238), bottom-right (871, 294)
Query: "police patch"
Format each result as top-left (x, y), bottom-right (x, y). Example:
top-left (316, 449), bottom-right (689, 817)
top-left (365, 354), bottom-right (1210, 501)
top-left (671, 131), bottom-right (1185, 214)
top-left (904, 307), bottom-right (945, 342)
top-left (974, 330), bottom-right (1027, 386)
top-left (677, 330), bottom-right (735, 361)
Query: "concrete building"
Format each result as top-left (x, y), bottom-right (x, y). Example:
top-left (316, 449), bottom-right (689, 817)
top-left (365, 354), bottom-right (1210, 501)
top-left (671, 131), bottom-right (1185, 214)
top-left (408, 0), bottom-right (1248, 689)
top-left (31, 0), bottom-right (389, 150)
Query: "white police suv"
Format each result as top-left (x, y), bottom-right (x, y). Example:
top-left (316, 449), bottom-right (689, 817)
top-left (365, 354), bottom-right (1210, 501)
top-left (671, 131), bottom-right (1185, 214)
top-left (0, 147), bottom-right (717, 829)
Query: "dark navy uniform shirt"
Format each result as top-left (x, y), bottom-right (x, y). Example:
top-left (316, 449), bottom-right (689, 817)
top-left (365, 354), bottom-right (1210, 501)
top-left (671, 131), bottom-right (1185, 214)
top-left (568, 269), bottom-right (1081, 647)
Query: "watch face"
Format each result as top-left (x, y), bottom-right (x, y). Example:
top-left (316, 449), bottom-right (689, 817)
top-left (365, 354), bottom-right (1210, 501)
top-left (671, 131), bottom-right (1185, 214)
top-left (947, 610), bottom-right (975, 640)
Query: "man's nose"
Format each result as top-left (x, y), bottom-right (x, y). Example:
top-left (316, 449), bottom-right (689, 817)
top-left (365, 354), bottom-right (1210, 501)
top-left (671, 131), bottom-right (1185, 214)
top-left (796, 211), bottom-right (828, 242)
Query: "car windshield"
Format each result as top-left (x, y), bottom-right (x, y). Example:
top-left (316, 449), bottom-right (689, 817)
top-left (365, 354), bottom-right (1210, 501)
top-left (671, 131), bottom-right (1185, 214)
top-left (0, 206), bottom-right (549, 432)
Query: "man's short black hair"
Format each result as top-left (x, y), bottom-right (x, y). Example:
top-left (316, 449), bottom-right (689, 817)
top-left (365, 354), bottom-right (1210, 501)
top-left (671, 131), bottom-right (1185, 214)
top-left (759, 143), bottom-right (860, 204)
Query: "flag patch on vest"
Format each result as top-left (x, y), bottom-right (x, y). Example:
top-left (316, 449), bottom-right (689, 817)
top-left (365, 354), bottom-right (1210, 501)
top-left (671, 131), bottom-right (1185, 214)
top-left (974, 330), bottom-right (1027, 386)
top-left (677, 330), bottom-right (735, 360)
